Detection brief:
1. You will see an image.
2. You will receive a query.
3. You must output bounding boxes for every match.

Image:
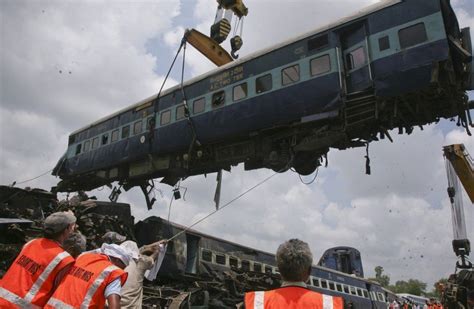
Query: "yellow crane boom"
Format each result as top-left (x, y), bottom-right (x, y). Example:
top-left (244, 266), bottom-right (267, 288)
top-left (443, 144), bottom-right (474, 203)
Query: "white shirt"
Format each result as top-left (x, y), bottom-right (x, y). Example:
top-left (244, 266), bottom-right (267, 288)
top-left (104, 277), bottom-right (122, 298)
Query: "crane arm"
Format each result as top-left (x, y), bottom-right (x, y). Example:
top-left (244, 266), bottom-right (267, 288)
top-left (184, 29), bottom-right (233, 67)
top-left (443, 144), bottom-right (474, 203)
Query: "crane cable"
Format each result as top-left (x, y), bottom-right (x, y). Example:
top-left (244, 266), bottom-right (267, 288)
top-left (166, 167), bottom-right (285, 242)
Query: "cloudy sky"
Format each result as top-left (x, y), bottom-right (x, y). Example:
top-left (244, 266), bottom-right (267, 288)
top-left (1, 0), bottom-right (473, 288)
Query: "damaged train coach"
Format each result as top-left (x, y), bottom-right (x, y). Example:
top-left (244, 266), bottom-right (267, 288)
top-left (136, 217), bottom-right (392, 308)
top-left (53, 0), bottom-right (473, 208)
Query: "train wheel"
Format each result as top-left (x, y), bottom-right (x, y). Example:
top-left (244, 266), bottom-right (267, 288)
top-left (293, 152), bottom-right (320, 175)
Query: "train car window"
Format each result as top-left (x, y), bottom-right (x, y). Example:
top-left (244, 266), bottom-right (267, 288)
top-left (343, 285), bottom-right (350, 294)
top-left (75, 144), bottom-right (82, 155)
top-left (253, 263), bottom-right (262, 273)
top-left (229, 256), bottom-right (238, 268)
top-left (146, 117), bottom-right (155, 130)
top-left (201, 249), bottom-right (212, 262)
top-left (232, 83), bottom-right (247, 101)
top-left (312, 278), bottom-right (320, 287)
top-left (133, 120), bottom-right (143, 135)
top-left (215, 254), bottom-right (226, 265)
top-left (121, 125), bottom-right (130, 139)
top-left (399, 23), bottom-right (427, 49)
top-left (329, 282), bottom-right (335, 291)
top-left (91, 137), bottom-right (99, 149)
top-left (363, 290), bottom-right (369, 298)
top-left (378, 35), bottom-right (390, 51)
top-left (111, 130), bottom-right (119, 143)
top-left (377, 292), bottom-right (385, 302)
top-left (310, 54), bottom-right (331, 76)
top-left (357, 288), bottom-right (363, 297)
top-left (321, 280), bottom-right (328, 289)
top-left (350, 286), bottom-right (357, 295)
top-left (233, 83), bottom-right (247, 101)
top-left (308, 34), bottom-right (328, 51)
top-left (346, 47), bottom-right (366, 70)
top-left (264, 265), bottom-right (273, 274)
top-left (241, 260), bottom-right (250, 271)
top-left (160, 110), bottom-right (171, 126)
top-left (193, 97), bottom-right (206, 114)
top-left (256, 74), bottom-right (272, 94)
top-left (176, 105), bottom-right (185, 120)
top-left (101, 133), bottom-right (109, 145)
top-left (370, 291), bottom-right (377, 300)
top-left (281, 64), bottom-right (300, 86)
top-left (212, 91), bottom-right (226, 108)
top-left (336, 284), bottom-right (343, 292)
top-left (83, 140), bottom-right (90, 152)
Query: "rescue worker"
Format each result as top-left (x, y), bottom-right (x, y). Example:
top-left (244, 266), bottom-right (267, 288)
top-left (0, 211), bottom-right (77, 308)
top-left (63, 231), bottom-right (87, 258)
top-left (102, 231), bottom-right (127, 245)
top-left (120, 239), bottom-right (167, 308)
top-left (45, 242), bottom-right (135, 309)
top-left (245, 239), bottom-right (344, 308)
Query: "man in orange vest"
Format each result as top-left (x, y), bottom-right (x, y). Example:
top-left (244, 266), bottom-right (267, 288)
top-left (245, 239), bottom-right (344, 309)
top-left (0, 211), bottom-right (77, 308)
top-left (45, 242), bottom-right (136, 309)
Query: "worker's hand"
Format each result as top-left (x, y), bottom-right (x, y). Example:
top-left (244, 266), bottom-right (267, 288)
top-left (157, 239), bottom-right (168, 246)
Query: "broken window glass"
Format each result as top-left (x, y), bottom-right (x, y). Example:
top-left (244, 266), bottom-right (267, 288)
top-left (282, 64), bottom-right (300, 86)
top-left (111, 130), bottom-right (119, 142)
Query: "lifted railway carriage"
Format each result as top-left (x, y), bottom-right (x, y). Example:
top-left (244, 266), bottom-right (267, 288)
top-left (135, 217), bottom-right (391, 308)
top-left (53, 0), bottom-right (473, 205)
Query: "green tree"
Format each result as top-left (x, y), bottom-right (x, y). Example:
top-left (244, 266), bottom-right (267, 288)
top-left (389, 279), bottom-right (427, 295)
top-left (368, 266), bottom-right (391, 287)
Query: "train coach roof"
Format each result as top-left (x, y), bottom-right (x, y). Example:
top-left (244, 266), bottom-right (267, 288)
top-left (71, 0), bottom-right (402, 136)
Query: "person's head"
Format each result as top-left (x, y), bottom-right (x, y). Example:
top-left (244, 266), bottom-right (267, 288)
top-left (43, 211), bottom-right (77, 244)
top-left (102, 231), bottom-right (126, 245)
top-left (63, 232), bottom-right (87, 258)
top-left (101, 243), bottom-right (138, 269)
top-left (276, 239), bottom-right (313, 282)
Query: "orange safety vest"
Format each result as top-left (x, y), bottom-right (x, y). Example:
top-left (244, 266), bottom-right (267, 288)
top-left (245, 286), bottom-right (344, 309)
top-left (45, 252), bottom-right (128, 309)
top-left (0, 238), bottom-right (74, 308)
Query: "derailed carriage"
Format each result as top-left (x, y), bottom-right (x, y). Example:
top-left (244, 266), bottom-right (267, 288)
top-left (53, 0), bottom-right (473, 205)
top-left (136, 217), bottom-right (392, 308)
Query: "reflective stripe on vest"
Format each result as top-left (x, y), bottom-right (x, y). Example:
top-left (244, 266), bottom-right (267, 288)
top-left (47, 297), bottom-right (75, 309)
top-left (0, 287), bottom-right (40, 309)
top-left (24, 251), bottom-right (71, 303)
top-left (254, 291), bottom-right (264, 309)
top-left (323, 294), bottom-right (334, 309)
top-left (81, 265), bottom-right (119, 308)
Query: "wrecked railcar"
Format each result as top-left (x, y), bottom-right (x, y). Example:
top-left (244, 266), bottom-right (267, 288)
top-left (0, 187), bottom-right (135, 275)
top-left (136, 216), bottom-right (391, 308)
top-left (52, 0), bottom-right (473, 209)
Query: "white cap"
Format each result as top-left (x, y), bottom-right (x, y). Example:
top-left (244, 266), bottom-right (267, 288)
top-left (120, 240), bottom-right (139, 261)
top-left (100, 243), bottom-right (135, 266)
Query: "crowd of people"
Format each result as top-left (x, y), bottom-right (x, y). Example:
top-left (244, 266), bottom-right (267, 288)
top-left (0, 211), bottom-right (166, 308)
top-left (389, 299), bottom-right (444, 309)
top-left (0, 210), bottom-right (448, 308)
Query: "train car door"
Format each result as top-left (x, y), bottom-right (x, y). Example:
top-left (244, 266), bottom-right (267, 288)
top-left (339, 22), bottom-right (373, 94)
